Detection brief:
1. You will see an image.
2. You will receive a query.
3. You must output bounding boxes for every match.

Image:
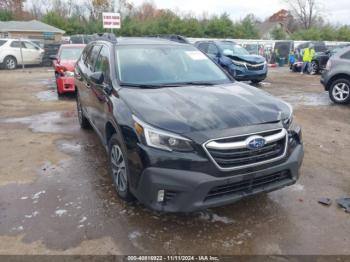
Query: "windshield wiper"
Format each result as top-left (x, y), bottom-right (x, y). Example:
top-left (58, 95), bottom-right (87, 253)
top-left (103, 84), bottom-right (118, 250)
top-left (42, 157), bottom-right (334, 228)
top-left (120, 81), bottom-right (218, 88)
top-left (170, 81), bottom-right (216, 86)
top-left (119, 83), bottom-right (165, 88)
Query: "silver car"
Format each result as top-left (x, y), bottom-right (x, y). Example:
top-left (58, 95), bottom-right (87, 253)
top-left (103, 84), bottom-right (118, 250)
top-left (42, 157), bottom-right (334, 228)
top-left (321, 46), bottom-right (350, 104)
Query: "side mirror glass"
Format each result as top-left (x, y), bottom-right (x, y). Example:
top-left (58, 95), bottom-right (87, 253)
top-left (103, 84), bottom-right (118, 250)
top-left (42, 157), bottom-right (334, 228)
top-left (91, 71), bottom-right (104, 85)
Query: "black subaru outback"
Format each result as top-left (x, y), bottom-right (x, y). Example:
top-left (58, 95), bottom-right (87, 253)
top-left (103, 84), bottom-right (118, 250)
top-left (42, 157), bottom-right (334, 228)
top-left (75, 34), bottom-right (304, 212)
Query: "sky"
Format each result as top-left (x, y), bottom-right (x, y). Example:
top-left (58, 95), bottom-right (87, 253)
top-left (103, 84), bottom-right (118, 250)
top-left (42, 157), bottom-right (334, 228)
top-left (129, 0), bottom-right (350, 25)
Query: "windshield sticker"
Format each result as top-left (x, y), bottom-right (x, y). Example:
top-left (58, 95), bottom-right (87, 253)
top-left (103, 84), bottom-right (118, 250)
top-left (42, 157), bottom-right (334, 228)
top-left (185, 51), bottom-right (208, 60)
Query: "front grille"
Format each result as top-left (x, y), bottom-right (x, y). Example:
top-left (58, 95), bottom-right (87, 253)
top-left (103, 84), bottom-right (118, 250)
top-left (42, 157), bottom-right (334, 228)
top-left (204, 129), bottom-right (287, 170)
top-left (246, 64), bottom-right (265, 71)
top-left (205, 171), bottom-right (292, 201)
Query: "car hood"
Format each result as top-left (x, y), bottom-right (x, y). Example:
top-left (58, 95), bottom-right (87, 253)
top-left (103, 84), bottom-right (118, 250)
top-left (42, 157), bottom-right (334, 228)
top-left (120, 82), bottom-right (291, 135)
top-left (226, 54), bottom-right (265, 64)
top-left (59, 60), bottom-right (77, 71)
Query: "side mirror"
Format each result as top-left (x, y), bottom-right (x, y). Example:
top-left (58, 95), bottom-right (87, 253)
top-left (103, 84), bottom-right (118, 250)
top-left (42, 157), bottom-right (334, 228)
top-left (91, 71), bottom-right (104, 85)
top-left (49, 55), bottom-right (58, 60)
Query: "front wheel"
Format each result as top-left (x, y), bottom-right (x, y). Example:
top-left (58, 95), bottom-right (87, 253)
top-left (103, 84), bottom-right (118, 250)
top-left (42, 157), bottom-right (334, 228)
top-left (108, 134), bottom-right (133, 201)
top-left (251, 80), bottom-right (262, 84)
top-left (4, 56), bottom-right (17, 70)
top-left (329, 78), bottom-right (350, 104)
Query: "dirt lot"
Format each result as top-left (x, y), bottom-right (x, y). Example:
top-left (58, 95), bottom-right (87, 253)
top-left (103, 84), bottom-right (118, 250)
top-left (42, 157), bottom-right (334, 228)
top-left (0, 67), bottom-right (349, 255)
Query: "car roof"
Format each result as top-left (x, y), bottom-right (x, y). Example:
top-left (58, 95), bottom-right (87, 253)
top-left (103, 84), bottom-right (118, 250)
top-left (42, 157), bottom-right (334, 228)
top-left (60, 44), bottom-right (86, 48)
top-left (92, 37), bottom-right (189, 46)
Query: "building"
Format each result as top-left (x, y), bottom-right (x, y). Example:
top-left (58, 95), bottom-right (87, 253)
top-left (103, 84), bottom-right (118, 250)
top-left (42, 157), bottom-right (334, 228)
top-left (0, 20), bottom-right (65, 42)
top-left (257, 9), bottom-right (293, 40)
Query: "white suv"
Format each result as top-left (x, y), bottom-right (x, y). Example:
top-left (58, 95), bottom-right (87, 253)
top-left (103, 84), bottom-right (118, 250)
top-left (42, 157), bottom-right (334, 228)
top-left (0, 39), bottom-right (44, 70)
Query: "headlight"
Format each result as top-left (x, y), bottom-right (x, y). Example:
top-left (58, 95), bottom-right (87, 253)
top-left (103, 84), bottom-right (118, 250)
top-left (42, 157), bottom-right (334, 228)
top-left (64, 71), bottom-right (74, 77)
top-left (282, 102), bottom-right (294, 129)
top-left (232, 60), bottom-right (247, 68)
top-left (283, 115), bottom-right (294, 129)
top-left (326, 60), bottom-right (331, 70)
top-left (133, 116), bottom-right (194, 152)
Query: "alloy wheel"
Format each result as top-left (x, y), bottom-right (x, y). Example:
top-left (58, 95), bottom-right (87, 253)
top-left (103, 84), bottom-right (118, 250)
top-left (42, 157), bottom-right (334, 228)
top-left (332, 82), bottom-right (350, 102)
top-left (6, 58), bottom-right (16, 70)
top-left (110, 145), bottom-right (127, 192)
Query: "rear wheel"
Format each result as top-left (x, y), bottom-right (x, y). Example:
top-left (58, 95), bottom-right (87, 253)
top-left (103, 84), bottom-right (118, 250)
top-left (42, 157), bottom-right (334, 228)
top-left (108, 134), bottom-right (133, 201)
top-left (311, 61), bottom-right (319, 74)
top-left (4, 56), bottom-right (17, 70)
top-left (76, 92), bottom-right (91, 129)
top-left (329, 78), bottom-right (350, 104)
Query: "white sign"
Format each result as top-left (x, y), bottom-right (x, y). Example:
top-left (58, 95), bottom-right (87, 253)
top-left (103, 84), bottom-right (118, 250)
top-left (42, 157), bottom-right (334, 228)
top-left (102, 12), bottom-right (121, 29)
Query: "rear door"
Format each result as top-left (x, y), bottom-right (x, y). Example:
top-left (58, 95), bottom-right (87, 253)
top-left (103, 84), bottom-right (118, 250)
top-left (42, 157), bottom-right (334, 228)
top-left (84, 44), bottom-right (102, 125)
top-left (8, 41), bottom-right (23, 64)
top-left (22, 41), bottom-right (42, 64)
top-left (90, 45), bottom-right (112, 138)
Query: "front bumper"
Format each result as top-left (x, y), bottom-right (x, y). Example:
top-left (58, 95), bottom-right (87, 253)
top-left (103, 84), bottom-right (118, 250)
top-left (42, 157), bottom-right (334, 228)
top-left (134, 144), bottom-right (304, 212)
top-left (56, 76), bottom-right (76, 94)
top-left (229, 65), bottom-right (268, 82)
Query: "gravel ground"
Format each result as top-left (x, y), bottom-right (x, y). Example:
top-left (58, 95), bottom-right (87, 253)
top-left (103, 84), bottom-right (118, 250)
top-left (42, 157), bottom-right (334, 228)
top-left (0, 67), bottom-right (349, 255)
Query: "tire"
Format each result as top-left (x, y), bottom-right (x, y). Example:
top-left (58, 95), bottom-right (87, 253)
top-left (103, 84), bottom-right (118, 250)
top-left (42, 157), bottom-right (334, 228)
top-left (4, 56), bottom-right (17, 70)
top-left (311, 61), bottom-right (319, 74)
top-left (108, 134), bottom-right (133, 201)
top-left (76, 92), bottom-right (91, 129)
top-left (251, 80), bottom-right (262, 84)
top-left (329, 78), bottom-right (350, 104)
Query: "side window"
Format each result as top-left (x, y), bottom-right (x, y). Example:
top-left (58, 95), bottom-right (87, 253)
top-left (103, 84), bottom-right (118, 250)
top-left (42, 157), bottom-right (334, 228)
top-left (23, 42), bottom-right (37, 50)
top-left (86, 45), bottom-right (101, 71)
top-left (0, 40), bottom-right (7, 47)
top-left (94, 46), bottom-right (111, 84)
top-left (198, 43), bottom-right (208, 53)
top-left (10, 41), bottom-right (21, 48)
top-left (207, 44), bottom-right (219, 56)
top-left (82, 45), bottom-right (92, 65)
top-left (341, 51), bottom-right (350, 60)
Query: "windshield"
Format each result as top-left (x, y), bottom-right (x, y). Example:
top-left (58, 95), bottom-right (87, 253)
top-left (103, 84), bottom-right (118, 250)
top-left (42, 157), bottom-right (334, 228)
top-left (218, 42), bottom-right (250, 56)
top-left (59, 47), bottom-right (84, 60)
top-left (115, 45), bottom-right (231, 86)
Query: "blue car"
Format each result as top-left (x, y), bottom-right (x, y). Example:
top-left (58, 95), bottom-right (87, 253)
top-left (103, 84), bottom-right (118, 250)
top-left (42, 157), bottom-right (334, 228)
top-left (195, 40), bottom-right (267, 83)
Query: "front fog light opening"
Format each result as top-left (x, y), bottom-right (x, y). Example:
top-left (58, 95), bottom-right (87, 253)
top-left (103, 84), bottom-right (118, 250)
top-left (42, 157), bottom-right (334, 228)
top-left (157, 190), bottom-right (165, 202)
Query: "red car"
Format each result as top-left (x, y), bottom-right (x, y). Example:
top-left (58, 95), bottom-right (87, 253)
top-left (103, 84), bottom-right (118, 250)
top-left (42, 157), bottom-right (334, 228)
top-left (51, 44), bottom-right (85, 96)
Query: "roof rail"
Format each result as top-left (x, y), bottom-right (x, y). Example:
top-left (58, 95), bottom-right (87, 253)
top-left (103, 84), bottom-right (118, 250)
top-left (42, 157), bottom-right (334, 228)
top-left (147, 34), bottom-right (190, 44)
top-left (92, 33), bottom-right (117, 42)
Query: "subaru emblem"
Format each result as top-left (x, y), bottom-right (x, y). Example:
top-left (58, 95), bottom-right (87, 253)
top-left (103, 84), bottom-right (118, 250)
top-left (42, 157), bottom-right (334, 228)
top-left (246, 136), bottom-right (266, 150)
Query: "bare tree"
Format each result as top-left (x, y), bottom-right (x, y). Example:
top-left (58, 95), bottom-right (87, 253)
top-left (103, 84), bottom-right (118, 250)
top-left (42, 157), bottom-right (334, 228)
top-left (284, 0), bottom-right (321, 29)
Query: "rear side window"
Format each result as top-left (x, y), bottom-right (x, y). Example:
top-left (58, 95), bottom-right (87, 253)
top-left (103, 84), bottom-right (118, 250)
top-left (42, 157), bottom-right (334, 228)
top-left (207, 44), bottom-right (219, 56)
top-left (86, 45), bottom-right (101, 71)
top-left (10, 41), bottom-right (21, 48)
top-left (94, 46), bottom-right (111, 83)
top-left (0, 40), bottom-right (7, 47)
top-left (341, 51), bottom-right (350, 60)
top-left (197, 43), bottom-right (208, 53)
top-left (82, 45), bottom-right (92, 64)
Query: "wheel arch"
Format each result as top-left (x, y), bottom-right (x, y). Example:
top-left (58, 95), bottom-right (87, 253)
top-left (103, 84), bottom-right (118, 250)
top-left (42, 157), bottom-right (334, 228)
top-left (105, 121), bottom-right (117, 145)
top-left (327, 74), bottom-right (350, 90)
